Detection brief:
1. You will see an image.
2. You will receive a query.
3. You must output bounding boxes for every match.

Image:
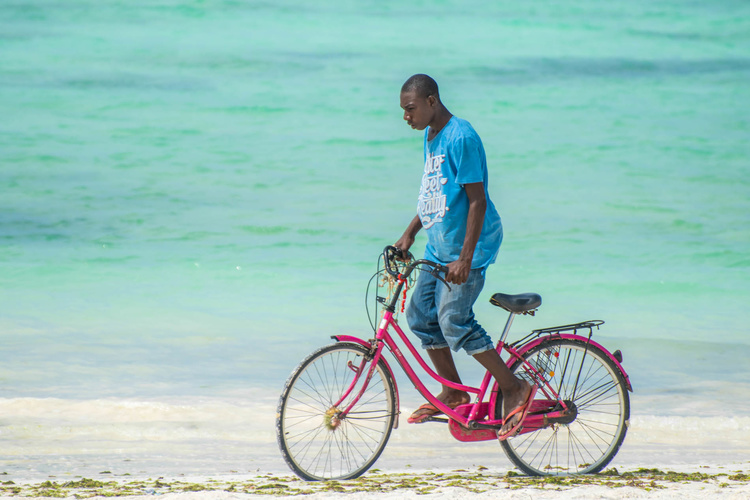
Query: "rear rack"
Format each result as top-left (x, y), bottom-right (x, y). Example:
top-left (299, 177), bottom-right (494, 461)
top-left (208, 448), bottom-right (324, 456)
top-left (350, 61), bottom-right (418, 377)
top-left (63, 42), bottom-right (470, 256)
top-left (510, 320), bottom-right (604, 348)
top-left (531, 320), bottom-right (604, 335)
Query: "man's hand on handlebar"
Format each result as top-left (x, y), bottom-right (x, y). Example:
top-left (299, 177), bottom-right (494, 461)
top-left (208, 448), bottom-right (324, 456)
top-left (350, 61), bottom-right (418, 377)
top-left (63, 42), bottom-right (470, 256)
top-left (445, 258), bottom-right (471, 285)
top-left (393, 236), bottom-right (414, 261)
top-left (382, 245), bottom-right (452, 290)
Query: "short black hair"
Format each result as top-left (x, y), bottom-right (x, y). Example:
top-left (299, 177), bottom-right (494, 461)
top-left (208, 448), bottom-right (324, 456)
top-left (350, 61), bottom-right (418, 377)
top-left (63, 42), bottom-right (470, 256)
top-left (401, 74), bottom-right (439, 100)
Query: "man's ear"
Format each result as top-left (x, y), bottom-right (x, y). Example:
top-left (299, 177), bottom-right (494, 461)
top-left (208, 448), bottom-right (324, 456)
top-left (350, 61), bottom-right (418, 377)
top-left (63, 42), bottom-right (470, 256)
top-left (427, 95), bottom-right (436, 107)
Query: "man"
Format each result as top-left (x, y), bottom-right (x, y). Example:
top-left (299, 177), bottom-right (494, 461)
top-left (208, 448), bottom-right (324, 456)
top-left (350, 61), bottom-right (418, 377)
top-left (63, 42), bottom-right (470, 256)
top-left (394, 74), bottom-right (534, 439)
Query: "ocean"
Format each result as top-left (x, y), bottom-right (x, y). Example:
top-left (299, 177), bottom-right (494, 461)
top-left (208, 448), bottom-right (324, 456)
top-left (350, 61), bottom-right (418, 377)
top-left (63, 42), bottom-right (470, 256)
top-left (1, 0), bottom-right (749, 480)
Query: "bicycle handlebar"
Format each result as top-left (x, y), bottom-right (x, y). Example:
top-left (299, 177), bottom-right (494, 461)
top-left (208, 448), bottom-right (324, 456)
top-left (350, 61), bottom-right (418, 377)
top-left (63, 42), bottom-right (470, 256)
top-left (383, 245), bottom-right (452, 290)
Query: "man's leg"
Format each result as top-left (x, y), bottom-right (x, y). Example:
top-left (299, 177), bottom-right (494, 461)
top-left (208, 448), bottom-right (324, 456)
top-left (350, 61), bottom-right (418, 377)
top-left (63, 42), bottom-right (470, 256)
top-left (426, 347), bottom-right (470, 407)
top-left (473, 349), bottom-right (532, 435)
top-left (406, 272), bottom-right (469, 421)
top-left (435, 268), bottom-right (532, 434)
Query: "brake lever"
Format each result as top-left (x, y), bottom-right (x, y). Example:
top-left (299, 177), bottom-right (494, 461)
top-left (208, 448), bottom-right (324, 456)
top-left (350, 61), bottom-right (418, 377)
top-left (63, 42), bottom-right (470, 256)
top-left (426, 264), bottom-right (452, 291)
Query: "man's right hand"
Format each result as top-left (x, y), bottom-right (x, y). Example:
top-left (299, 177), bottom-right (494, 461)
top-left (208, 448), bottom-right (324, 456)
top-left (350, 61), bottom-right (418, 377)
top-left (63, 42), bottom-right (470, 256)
top-left (395, 215), bottom-right (423, 260)
top-left (393, 235), bottom-right (414, 260)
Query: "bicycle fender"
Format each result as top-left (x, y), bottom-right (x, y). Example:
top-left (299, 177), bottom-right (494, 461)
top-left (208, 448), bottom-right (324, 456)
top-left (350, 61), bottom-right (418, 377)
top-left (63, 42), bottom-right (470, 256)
top-left (515, 334), bottom-right (633, 392)
top-left (331, 335), bottom-right (401, 428)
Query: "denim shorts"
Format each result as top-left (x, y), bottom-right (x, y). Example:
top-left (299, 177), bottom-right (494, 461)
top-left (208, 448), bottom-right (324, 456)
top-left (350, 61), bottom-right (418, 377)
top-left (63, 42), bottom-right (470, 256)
top-left (405, 267), bottom-right (494, 355)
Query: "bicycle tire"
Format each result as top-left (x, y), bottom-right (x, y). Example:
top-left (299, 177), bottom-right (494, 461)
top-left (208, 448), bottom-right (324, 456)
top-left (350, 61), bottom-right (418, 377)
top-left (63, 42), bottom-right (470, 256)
top-left (276, 342), bottom-right (397, 480)
top-left (499, 338), bottom-right (630, 476)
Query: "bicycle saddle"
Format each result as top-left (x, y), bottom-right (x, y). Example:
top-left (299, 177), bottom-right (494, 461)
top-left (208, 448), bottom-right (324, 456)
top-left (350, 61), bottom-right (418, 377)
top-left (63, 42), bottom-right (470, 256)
top-left (490, 293), bottom-right (542, 314)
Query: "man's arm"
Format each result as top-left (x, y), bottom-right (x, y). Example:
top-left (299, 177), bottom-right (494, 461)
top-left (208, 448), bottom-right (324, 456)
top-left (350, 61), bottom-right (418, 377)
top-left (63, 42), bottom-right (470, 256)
top-left (394, 215), bottom-right (423, 258)
top-left (446, 182), bottom-right (486, 284)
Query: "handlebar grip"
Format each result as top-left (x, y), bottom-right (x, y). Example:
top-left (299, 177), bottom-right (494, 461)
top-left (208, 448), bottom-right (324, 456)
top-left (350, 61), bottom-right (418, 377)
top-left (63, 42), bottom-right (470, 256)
top-left (383, 245), bottom-right (405, 277)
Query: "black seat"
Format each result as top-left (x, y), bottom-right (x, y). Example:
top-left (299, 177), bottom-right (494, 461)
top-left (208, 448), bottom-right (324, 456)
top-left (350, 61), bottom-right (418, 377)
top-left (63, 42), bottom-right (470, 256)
top-left (490, 293), bottom-right (542, 314)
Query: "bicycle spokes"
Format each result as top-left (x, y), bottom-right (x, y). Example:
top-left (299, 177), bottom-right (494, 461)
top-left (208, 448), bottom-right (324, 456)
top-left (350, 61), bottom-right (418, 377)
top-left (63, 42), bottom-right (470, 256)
top-left (500, 338), bottom-right (630, 476)
top-left (277, 343), bottom-right (397, 480)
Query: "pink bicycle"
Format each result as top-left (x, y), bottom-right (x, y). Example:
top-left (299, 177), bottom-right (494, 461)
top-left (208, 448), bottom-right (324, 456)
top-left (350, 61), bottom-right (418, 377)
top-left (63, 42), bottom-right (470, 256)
top-left (276, 246), bottom-right (632, 480)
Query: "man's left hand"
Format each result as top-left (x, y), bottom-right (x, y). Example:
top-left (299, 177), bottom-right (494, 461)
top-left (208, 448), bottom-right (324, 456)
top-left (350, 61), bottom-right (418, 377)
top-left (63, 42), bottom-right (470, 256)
top-left (445, 259), bottom-right (471, 285)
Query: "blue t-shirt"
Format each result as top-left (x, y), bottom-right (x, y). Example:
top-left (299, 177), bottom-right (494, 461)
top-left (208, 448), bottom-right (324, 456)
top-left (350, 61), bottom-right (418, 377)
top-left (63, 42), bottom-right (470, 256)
top-left (417, 116), bottom-right (502, 269)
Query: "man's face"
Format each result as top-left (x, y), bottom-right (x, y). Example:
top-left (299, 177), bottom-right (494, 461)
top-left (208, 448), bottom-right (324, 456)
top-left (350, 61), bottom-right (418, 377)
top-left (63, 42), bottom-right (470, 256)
top-left (400, 90), bottom-right (435, 131)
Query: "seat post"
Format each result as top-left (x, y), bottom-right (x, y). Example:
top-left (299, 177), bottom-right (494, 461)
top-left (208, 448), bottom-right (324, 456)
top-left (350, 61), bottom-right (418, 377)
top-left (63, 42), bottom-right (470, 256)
top-left (498, 311), bottom-right (516, 345)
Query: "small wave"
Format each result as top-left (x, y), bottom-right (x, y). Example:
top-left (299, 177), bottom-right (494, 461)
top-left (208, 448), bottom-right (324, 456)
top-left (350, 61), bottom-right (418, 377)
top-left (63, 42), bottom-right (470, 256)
top-left (60, 73), bottom-right (210, 92)
top-left (471, 57), bottom-right (750, 85)
top-left (238, 225), bottom-right (289, 235)
top-left (0, 395), bottom-right (278, 444)
top-left (628, 29), bottom-right (729, 42)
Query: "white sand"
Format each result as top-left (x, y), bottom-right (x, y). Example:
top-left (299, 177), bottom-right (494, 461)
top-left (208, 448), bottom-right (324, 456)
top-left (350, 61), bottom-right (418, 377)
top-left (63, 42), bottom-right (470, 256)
top-left (2, 463), bottom-right (749, 500)
top-left (1, 394), bottom-right (749, 499)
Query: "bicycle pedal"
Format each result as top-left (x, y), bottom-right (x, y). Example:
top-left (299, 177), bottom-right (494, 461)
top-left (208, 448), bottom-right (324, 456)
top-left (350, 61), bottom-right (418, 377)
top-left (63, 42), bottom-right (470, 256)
top-left (424, 416), bottom-right (449, 424)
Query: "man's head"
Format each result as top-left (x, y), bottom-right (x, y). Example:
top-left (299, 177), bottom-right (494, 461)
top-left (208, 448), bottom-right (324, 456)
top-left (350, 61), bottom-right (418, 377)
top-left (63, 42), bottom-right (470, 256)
top-left (400, 74), bottom-right (441, 131)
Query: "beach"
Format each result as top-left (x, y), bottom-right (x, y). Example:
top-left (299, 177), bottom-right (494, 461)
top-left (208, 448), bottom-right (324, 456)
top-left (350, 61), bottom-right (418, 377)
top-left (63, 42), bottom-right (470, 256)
top-left (1, 394), bottom-right (749, 498)
top-left (1, 1), bottom-right (749, 497)
top-left (2, 465), bottom-right (749, 499)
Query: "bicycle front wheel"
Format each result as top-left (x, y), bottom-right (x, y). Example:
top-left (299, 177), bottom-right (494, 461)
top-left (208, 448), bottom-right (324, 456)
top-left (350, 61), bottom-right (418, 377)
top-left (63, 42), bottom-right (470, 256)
top-left (276, 342), bottom-right (397, 480)
top-left (500, 338), bottom-right (630, 476)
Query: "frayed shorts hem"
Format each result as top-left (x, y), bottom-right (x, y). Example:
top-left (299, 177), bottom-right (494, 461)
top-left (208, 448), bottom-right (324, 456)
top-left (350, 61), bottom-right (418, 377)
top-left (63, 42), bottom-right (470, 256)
top-left (424, 343), bottom-right (450, 351)
top-left (464, 343), bottom-right (495, 356)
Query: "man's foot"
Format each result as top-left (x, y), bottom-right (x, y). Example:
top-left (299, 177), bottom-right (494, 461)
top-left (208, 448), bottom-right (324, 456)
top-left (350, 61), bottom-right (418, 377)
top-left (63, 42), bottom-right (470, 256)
top-left (497, 381), bottom-right (537, 440)
top-left (407, 391), bottom-right (470, 424)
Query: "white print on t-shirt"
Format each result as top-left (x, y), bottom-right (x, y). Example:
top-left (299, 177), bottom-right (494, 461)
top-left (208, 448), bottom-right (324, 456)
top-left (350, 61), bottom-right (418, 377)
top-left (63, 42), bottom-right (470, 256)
top-left (418, 152), bottom-right (449, 229)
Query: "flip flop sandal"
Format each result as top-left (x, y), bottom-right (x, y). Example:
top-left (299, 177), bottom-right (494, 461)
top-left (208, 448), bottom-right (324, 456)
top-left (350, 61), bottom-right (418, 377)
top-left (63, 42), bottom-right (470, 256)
top-left (497, 385), bottom-right (538, 441)
top-left (407, 400), bottom-right (468, 424)
top-left (407, 403), bottom-right (442, 424)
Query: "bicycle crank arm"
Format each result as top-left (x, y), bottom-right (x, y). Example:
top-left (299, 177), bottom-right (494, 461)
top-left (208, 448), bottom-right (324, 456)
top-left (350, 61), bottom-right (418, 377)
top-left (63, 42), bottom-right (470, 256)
top-left (541, 402), bottom-right (578, 425)
top-left (518, 403), bottom-right (578, 435)
top-left (422, 416), bottom-right (449, 424)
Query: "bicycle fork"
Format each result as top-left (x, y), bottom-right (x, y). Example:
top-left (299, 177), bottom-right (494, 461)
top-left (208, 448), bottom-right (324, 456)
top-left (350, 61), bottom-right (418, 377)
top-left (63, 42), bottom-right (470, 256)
top-left (326, 342), bottom-right (387, 429)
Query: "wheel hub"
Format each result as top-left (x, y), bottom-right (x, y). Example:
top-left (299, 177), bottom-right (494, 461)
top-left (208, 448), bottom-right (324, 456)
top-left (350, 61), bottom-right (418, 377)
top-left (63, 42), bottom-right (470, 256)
top-left (324, 407), bottom-right (342, 430)
top-left (544, 401), bottom-right (578, 425)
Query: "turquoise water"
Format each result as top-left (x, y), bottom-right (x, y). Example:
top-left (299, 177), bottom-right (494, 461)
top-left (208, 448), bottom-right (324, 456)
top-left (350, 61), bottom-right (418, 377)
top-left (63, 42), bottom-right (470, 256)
top-left (1, 1), bottom-right (749, 473)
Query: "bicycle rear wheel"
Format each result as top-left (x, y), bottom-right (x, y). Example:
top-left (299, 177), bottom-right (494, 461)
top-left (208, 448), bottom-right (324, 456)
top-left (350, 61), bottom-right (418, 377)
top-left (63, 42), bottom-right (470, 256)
top-left (276, 342), bottom-right (396, 480)
top-left (500, 338), bottom-right (630, 475)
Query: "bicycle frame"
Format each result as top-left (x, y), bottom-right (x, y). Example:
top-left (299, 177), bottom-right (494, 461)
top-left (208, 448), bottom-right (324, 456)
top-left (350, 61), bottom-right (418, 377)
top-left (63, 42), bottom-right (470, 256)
top-left (332, 309), bottom-right (579, 438)
top-left (336, 308), bottom-right (500, 429)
